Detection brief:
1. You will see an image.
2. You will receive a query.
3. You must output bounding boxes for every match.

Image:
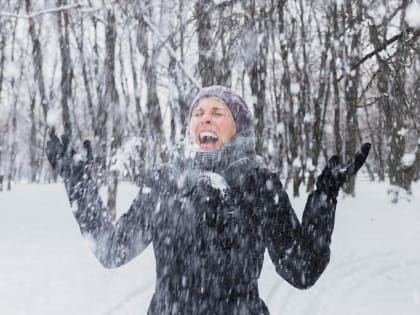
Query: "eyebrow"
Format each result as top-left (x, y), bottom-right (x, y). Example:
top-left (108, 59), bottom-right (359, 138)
top-left (193, 106), bottom-right (226, 112)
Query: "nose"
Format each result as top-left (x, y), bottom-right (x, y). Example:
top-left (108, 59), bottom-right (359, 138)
top-left (200, 112), bottom-right (212, 124)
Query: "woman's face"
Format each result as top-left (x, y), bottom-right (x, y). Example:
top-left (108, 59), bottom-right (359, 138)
top-left (190, 97), bottom-right (237, 151)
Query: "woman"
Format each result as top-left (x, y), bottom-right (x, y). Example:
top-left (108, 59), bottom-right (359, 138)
top-left (46, 85), bottom-right (370, 315)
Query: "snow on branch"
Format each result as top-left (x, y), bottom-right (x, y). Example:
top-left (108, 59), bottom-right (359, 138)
top-left (0, 4), bottom-right (89, 19)
top-left (139, 14), bottom-right (201, 90)
top-left (337, 28), bottom-right (420, 82)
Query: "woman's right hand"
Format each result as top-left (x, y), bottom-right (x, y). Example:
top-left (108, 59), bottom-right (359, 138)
top-left (46, 127), bottom-right (93, 180)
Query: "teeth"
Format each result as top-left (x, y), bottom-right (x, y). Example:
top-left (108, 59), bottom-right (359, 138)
top-left (199, 131), bottom-right (218, 140)
top-left (199, 131), bottom-right (218, 144)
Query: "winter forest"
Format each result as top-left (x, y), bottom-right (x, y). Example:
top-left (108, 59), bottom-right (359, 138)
top-left (0, 0), bottom-right (420, 212)
top-left (1, 1), bottom-right (420, 315)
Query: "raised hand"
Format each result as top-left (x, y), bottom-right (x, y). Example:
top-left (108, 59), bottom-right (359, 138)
top-left (45, 127), bottom-right (93, 181)
top-left (316, 143), bottom-right (371, 198)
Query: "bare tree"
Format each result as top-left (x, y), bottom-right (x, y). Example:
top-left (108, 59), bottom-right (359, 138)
top-left (56, 0), bottom-right (73, 137)
top-left (103, 9), bottom-right (121, 220)
top-left (243, 1), bottom-right (268, 156)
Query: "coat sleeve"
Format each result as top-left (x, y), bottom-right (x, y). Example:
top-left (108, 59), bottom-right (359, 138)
top-left (65, 170), bottom-right (160, 269)
top-left (259, 168), bottom-right (336, 289)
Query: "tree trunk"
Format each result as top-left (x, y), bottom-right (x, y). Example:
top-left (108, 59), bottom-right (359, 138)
top-left (26, 0), bottom-right (48, 121)
top-left (104, 10), bottom-right (120, 221)
top-left (29, 96), bottom-right (38, 182)
top-left (0, 30), bottom-right (5, 97)
top-left (388, 1), bottom-right (415, 199)
top-left (72, 19), bottom-right (96, 132)
top-left (342, 0), bottom-right (362, 196)
top-left (330, 3), bottom-right (343, 159)
top-left (196, 0), bottom-right (216, 86)
top-left (246, 3), bottom-right (268, 156)
top-left (56, 0), bottom-right (73, 137)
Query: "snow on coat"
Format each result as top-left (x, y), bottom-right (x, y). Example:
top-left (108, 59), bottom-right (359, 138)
top-left (67, 129), bottom-right (336, 315)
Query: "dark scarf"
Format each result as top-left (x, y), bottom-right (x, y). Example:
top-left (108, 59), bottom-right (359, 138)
top-left (173, 128), bottom-right (258, 175)
top-left (169, 129), bottom-right (261, 193)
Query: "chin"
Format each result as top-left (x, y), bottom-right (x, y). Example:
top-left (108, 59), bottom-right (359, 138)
top-left (200, 145), bottom-right (217, 151)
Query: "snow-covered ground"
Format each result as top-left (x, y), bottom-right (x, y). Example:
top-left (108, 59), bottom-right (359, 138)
top-left (1, 179), bottom-right (419, 315)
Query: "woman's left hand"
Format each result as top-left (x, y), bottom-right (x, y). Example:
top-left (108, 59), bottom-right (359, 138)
top-left (316, 143), bottom-right (371, 198)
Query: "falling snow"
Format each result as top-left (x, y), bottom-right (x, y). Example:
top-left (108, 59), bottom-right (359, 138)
top-left (1, 181), bottom-right (419, 314)
top-left (406, 1), bottom-right (420, 29)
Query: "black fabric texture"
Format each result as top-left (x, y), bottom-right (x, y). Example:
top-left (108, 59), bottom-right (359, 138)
top-left (48, 129), bottom-right (340, 315)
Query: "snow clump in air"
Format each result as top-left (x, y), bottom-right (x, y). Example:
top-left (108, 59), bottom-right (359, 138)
top-left (292, 158), bottom-right (302, 168)
top-left (401, 152), bottom-right (416, 167)
top-left (290, 83), bottom-right (300, 95)
top-left (142, 186), bottom-right (152, 195)
top-left (203, 171), bottom-right (229, 195)
top-left (110, 137), bottom-right (141, 175)
top-left (46, 108), bottom-right (61, 127)
top-left (406, 1), bottom-right (420, 29)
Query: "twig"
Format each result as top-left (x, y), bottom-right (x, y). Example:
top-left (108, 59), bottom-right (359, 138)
top-left (337, 28), bottom-right (420, 82)
top-left (140, 14), bottom-right (201, 89)
top-left (0, 4), bottom-right (83, 19)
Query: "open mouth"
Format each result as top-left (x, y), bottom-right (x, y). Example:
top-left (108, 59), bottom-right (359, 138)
top-left (199, 131), bottom-right (218, 144)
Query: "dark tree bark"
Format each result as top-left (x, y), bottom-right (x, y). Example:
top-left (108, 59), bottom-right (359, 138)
top-left (25, 0), bottom-right (48, 121)
top-left (330, 2), bottom-right (343, 160)
top-left (369, 24), bottom-right (391, 182)
top-left (307, 24), bottom-right (331, 192)
top-left (0, 29), bottom-right (5, 98)
top-left (135, 1), bottom-right (164, 171)
top-left (29, 95), bottom-right (38, 182)
top-left (72, 18), bottom-right (96, 132)
top-left (245, 2), bottom-right (268, 156)
top-left (196, 0), bottom-right (217, 86)
top-left (56, 0), bottom-right (73, 137)
top-left (104, 10), bottom-right (121, 220)
top-left (387, 1), bottom-right (416, 199)
top-left (342, 0), bottom-right (362, 196)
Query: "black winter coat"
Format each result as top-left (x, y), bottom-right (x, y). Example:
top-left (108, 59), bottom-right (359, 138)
top-left (69, 131), bottom-right (336, 315)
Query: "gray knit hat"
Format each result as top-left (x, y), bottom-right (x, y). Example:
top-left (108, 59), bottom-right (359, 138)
top-left (189, 85), bottom-right (254, 133)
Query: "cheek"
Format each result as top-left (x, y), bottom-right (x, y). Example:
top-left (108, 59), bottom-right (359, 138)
top-left (189, 120), bottom-right (198, 142)
top-left (217, 118), bottom-right (235, 140)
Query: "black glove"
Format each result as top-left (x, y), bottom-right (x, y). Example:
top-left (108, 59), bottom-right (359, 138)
top-left (316, 143), bottom-right (371, 198)
top-left (46, 127), bottom-right (93, 182)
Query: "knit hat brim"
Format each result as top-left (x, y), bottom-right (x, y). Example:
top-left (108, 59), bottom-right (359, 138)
top-left (189, 85), bottom-right (254, 133)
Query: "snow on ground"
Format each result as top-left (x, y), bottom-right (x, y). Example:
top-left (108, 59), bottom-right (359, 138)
top-left (1, 179), bottom-right (419, 315)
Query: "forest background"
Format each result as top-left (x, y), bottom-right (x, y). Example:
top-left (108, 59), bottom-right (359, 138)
top-left (0, 0), bottom-right (419, 219)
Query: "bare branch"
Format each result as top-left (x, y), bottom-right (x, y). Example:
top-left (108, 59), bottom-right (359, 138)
top-left (140, 13), bottom-right (201, 89)
top-left (337, 28), bottom-right (420, 82)
top-left (0, 4), bottom-right (84, 19)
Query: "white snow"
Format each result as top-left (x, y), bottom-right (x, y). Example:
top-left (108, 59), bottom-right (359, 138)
top-left (406, 1), bottom-right (420, 29)
top-left (277, 122), bottom-right (285, 134)
top-left (203, 171), bottom-right (229, 194)
top-left (1, 180), bottom-right (420, 315)
top-left (46, 108), bottom-right (61, 127)
top-left (397, 128), bottom-right (409, 137)
top-left (306, 158), bottom-right (316, 172)
top-left (293, 157), bottom-right (302, 168)
top-left (141, 186), bottom-right (152, 195)
top-left (303, 113), bottom-right (313, 123)
top-left (401, 152), bottom-right (416, 167)
top-left (290, 83), bottom-right (300, 95)
top-left (324, 124), bottom-right (334, 134)
top-left (110, 137), bottom-right (142, 174)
